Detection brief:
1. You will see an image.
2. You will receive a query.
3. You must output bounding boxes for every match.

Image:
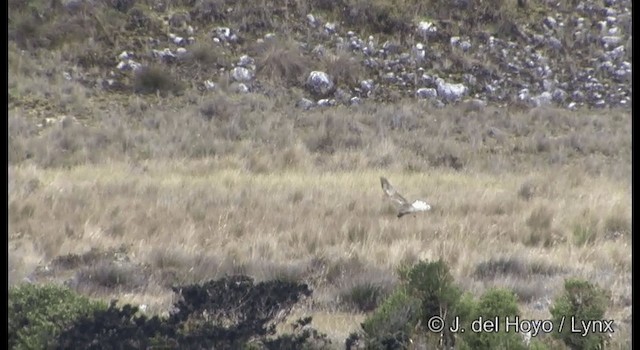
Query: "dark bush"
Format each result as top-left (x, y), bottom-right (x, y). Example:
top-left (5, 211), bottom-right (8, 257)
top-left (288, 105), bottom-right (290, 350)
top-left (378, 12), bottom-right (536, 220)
top-left (133, 66), bottom-right (184, 95)
top-left (55, 275), bottom-right (318, 349)
top-left (263, 317), bottom-right (333, 350)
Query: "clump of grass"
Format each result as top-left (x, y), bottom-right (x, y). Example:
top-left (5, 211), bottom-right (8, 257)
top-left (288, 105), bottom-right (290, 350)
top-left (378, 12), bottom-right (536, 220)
top-left (50, 248), bottom-right (116, 271)
top-left (73, 261), bottom-right (149, 293)
top-left (340, 282), bottom-right (388, 312)
top-left (602, 211), bottom-right (630, 240)
top-left (572, 220), bottom-right (599, 246)
top-left (199, 94), bottom-right (232, 121)
top-left (474, 256), bottom-right (563, 280)
top-left (524, 206), bottom-right (556, 246)
top-left (103, 0), bottom-right (137, 13)
top-left (190, 0), bottom-right (228, 22)
top-left (320, 52), bottom-right (365, 89)
top-left (508, 278), bottom-right (551, 303)
top-left (518, 179), bottom-right (536, 201)
top-left (346, 224), bottom-right (367, 243)
top-left (304, 113), bottom-right (366, 154)
top-left (183, 42), bottom-right (229, 68)
top-left (251, 260), bottom-right (309, 284)
top-left (325, 256), bottom-right (367, 285)
top-left (252, 37), bottom-right (311, 87)
top-left (526, 206), bottom-right (553, 232)
top-left (524, 228), bottom-right (559, 248)
top-left (277, 143), bottom-right (312, 171)
top-left (343, 0), bottom-right (413, 35)
top-left (133, 66), bottom-right (184, 95)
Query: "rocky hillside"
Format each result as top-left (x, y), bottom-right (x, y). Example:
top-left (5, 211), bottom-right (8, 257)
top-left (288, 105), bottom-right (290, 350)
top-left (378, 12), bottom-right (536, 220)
top-left (8, 0), bottom-right (632, 112)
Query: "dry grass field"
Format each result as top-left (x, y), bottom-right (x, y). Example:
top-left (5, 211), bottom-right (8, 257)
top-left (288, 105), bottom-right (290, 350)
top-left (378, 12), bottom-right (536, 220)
top-left (9, 150), bottom-right (631, 344)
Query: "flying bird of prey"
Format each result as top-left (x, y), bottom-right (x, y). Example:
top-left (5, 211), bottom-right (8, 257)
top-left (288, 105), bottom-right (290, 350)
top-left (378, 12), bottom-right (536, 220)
top-left (380, 177), bottom-right (432, 218)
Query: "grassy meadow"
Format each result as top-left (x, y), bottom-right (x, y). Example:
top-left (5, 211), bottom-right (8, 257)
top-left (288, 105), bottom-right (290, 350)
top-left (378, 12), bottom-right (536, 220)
top-left (9, 149), bottom-right (631, 344)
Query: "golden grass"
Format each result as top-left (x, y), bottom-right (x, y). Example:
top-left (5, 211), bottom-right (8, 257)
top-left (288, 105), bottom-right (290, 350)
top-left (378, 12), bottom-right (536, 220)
top-left (8, 159), bottom-right (631, 344)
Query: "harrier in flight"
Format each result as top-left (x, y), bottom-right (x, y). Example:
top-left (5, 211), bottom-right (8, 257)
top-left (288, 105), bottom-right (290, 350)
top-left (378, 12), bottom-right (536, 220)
top-left (380, 177), bottom-right (432, 218)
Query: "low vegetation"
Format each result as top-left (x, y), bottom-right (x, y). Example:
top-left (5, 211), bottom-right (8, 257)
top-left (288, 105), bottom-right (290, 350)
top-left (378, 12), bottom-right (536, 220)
top-left (9, 261), bottom-right (619, 348)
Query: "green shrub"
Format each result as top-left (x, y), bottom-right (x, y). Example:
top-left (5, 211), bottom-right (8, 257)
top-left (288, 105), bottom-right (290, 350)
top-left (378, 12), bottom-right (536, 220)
top-left (361, 289), bottom-right (421, 349)
top-left (550, 279), bottom-right (611, 350)
top-left (460, 288), bottom-right (527, 350)
top-left (8, 284), bottom-right (107, 350)
top-left (399, 259), bottom-right (462, 347)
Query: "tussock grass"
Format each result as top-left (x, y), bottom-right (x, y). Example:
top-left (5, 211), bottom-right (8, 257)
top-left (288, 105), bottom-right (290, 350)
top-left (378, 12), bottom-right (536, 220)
top-left (8, 160), bottom-right (631, 346)
top-left (133, 66), bottom-right (185, 95)
top-left (9, 162), bottom-right (631, 334)
top-left (252, 37), bottom-right (312, 87)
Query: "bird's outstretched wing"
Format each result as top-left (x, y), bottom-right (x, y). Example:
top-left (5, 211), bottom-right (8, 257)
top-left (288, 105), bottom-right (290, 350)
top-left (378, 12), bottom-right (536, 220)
top-left (380, 177), bottom-right (409, 206)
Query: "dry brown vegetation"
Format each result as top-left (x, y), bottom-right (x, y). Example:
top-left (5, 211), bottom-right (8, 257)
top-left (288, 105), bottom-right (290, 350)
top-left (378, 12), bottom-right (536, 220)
top-left (9, 76), bottom-right (632, 345)
top-left (8, 0), bottom-right (631, 347)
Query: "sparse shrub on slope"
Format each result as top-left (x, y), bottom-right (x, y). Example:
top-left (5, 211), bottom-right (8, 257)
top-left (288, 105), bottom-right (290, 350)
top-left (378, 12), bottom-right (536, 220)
top-left (459, 288), bottom-right (527, 350)
top-left (263, 317), bottom-right (333, 350)
top-left (360, 260), bottom-right (470, 349)
top-left (55, 275), bottom-right (319, 349)
top-left (361, 289), bottom-right (421, 349)
top-left (8, 284), bottom-right (107, 350)
top-left (550, 278), bottom-right (612, 350)
top-left (169, 275), bottom-right (312, 332)
top-left (133, 66), bottom-right (185, 96)
top-left (399, 259), bottom-right (463, 348)
top-left (252, 37), bottom-right (312, 87)
top-left (55, 301), bottom-right (175, 349)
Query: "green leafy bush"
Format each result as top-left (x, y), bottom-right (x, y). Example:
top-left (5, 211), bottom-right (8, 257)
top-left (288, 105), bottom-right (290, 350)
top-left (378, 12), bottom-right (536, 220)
top-left (8, 283), bottom-right (107, 350)
top-left (550, 279), bottom-right (611, 350)
top-left (361, 289), bottom-right (421, 349)
top-left (399, 259), bottom-right (462, 348)
top-left (460, 288), bottom-right (527, 350)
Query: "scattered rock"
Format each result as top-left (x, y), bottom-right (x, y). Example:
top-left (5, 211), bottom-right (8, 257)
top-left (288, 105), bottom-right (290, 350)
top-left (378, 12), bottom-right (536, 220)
top-left (317, 98), bottom-right (335, 107)
top-left (415, 88), bottom-right (437, 99)
top-left (306, 71), bottom-right (334, 97)
top-left (296, 98), bottom-right (315, 110)
top-left (417, 21), bottom-right (437, 39)
top-left (51, 0), bottom-right (632, 111)
top-left (231, 67), bottom-right (253, 82)
top-left (436, 78), bottom-right (468, 102)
